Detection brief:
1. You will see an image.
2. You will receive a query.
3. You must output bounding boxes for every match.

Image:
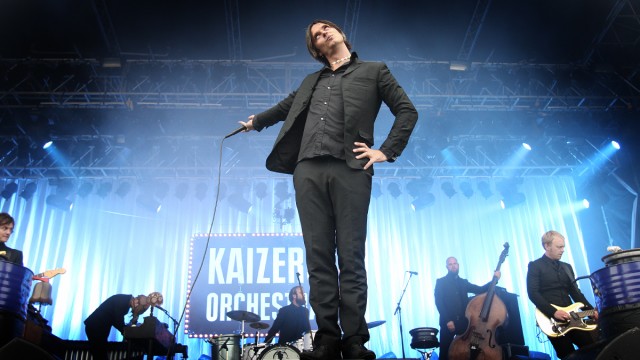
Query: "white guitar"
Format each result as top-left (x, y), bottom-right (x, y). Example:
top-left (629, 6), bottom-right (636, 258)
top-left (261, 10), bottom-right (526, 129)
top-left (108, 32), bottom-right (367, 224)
top-left (535, 302), bottom-right (597, 337)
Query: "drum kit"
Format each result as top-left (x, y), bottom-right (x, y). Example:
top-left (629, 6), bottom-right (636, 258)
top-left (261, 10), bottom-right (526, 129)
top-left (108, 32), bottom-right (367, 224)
top-left (211, 310), bottom-right (389, 360)
top-left (211, 309), bottom-right (307, 360)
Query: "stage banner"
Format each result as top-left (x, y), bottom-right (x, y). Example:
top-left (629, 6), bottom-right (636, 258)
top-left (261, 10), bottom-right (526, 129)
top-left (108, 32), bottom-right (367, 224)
top-left (186, 233), bottom-right (314, 338)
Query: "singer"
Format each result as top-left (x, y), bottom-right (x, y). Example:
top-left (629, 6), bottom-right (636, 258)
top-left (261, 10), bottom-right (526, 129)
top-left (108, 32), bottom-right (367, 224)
top-left (236, 19), bottom-right (418, 360)
top-left (434, 256), bottom-right (500, 360)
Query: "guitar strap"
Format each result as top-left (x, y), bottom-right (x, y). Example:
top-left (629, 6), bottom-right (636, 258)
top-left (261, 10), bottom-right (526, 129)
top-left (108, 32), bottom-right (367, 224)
top-left (560, 262), bottom-right (586, 297)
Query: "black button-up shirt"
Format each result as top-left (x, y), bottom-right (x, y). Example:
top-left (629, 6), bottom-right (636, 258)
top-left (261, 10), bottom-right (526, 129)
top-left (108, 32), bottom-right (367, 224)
top-left (297, 61), bottom-right (350, 163)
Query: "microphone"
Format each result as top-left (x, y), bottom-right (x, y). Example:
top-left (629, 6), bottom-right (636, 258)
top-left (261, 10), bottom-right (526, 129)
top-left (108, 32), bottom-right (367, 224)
top-left (224, 125), bottom-right (248, 139)
top-left (407, 271), bottom-right (418, 275)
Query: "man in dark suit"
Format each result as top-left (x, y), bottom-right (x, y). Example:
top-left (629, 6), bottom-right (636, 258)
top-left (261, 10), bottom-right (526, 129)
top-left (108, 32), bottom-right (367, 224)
top-left (434, 256), bottom-right (499, 360)
top-left (526, 230), bottom-right (598, 359)
top-left (84, 294), bottom-right (151, 360)
top-left (240, 19), bottom-right (418, 360)
top-left (0, 213), bottom-right (23, 266)
top-left (265, 286), bottom-right (311, 345)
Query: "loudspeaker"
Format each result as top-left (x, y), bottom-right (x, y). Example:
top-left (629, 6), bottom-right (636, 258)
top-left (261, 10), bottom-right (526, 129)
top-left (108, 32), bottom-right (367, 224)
top-left (495, 287), bottom-right (525, 346)
top-left (503, 343), bottom-right (529, 360)
top-left (0, 337), bottom-right (57, 359)
top-left (595, 327), bottom-right (640, 360)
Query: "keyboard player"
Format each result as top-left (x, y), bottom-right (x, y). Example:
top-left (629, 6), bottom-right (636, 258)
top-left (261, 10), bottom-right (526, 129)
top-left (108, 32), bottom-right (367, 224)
top-left (84, 294), bottom-right (151, 360)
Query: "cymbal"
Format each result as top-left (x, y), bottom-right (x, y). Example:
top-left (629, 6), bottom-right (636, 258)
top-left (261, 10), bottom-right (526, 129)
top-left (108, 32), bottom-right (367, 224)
top-left (250, 322), bottom-right (270, 330)
top-left (226, 310), bottom-right (260, 323)
top-left (367, 320), bottom-right (386, 329)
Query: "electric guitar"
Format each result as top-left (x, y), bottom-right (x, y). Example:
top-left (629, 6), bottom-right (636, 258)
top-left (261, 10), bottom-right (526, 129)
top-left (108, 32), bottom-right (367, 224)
top-left (534, 302), bottom-right (597, 337)
top-left (33, 268), bottom-right (66, 281)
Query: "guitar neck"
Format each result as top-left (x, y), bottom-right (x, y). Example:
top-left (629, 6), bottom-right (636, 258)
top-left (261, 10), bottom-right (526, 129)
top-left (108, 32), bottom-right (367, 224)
top-left (577, 309), bottom-right (596, 317)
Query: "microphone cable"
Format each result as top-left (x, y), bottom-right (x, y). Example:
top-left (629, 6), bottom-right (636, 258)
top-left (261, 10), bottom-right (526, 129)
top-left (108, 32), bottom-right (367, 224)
top-left (169, 134), bottom-right (234, 356)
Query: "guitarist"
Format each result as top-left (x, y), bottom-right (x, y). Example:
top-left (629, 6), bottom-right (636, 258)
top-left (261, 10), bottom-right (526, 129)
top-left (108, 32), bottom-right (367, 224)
top-left (526, 230), bottom-right (598, 359)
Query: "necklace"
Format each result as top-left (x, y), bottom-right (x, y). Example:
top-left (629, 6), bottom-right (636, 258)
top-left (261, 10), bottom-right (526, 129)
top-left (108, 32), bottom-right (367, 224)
top-left (330, 55), bottom-right (351, 66)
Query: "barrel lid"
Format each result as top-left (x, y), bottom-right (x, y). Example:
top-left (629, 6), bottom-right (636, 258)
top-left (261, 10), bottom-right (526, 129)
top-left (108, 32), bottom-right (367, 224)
top-left (602, 248), bottom-right (640, 266)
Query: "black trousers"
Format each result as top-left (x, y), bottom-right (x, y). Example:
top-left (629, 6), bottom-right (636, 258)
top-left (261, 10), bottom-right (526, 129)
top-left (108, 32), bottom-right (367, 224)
top-left (549, 329), bottom-right (596, 359)
top-left (85, 324), bottom-right (110, 360)
top-left (293, 157), bottom-right (372, 348)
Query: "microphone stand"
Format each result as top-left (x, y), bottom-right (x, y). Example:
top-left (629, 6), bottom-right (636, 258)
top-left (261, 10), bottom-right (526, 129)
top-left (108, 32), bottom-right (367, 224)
top-left (394, 272), bottom-right (416, 359)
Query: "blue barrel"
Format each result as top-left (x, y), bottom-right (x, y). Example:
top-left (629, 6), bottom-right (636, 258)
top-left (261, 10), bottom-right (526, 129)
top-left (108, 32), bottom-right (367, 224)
top-left (0, 260), bottom-right (34, 347)
top-left (591, 254), bottom-right (640, 340)
top-left (0, 260), bottom-right (33, 319)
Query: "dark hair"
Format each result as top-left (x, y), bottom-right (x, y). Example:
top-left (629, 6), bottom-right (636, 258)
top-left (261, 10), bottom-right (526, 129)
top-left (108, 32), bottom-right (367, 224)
top-left (305, 19), bottom-right (352, 66)
top-left (289, 286), bottom-right (302, 302)
top-left (0, 213), bottom-right (15, 227)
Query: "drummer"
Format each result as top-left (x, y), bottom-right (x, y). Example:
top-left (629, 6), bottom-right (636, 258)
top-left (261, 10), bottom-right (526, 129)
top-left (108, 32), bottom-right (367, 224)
top-left (265, 286), bottom-right (310, 345)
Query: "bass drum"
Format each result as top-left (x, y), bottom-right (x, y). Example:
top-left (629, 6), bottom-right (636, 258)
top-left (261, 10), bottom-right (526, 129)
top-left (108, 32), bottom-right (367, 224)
top-left (257, 344), bottom-right (300, 360)
top-left (243, 343), bottom-right (267, 360)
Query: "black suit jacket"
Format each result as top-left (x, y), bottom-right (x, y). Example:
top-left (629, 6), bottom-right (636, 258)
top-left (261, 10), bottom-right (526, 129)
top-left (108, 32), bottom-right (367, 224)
top-left (0, 243), bottom-right (23, 266)
top-left (526, 255), bottom-right (593, 318)
top-left (253, 54), bottom-right (418, 174)
top-left (434, 272), bottom-right (491, 331)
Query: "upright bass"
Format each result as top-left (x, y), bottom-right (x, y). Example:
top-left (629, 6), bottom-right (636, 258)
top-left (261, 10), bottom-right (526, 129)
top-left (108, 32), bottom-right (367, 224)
top-left (449, 243), bottom-right (510, 360)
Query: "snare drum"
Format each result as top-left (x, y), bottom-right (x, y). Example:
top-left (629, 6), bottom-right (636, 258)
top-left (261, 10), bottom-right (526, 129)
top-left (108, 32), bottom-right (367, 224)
top-left (243, 343), bottom-right (267, 360)
top-left (258, 344), bottom-right (300, 360)
top-left (212, 334), bottom-right (241, 360)
top-left (409, 327), bottom-right (439, 349)
top-left (303, 330), bottom-right (317, 351)
top-left (293, 330), bottom-right (317, 352)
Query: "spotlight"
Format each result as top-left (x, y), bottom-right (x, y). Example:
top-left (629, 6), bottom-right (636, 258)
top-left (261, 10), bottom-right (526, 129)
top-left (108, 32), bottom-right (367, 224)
top-left (441, 181), bottom-right (457, 198)
top-left (96, 182), bottom-right (113, 198)
top-left (175, 183), bottom-right (188, 200)
top-left (154, 182), bottom-right (170, 199)
top-left (582, 199), bottom-right (590, 209)
top-left (255, 182), bottom-right (268, 200)
top-left (1, 182), bottom-right (18, 199)
top-left (136, 194), bottom-right (161, 213)
top-left (406, 178), bottom-right (433, 199)
top-left (449, 61), bottom-right (468, 71)
top-left (228, 192), bottom-right (252, 213)
top-left (115, 182), bottom-right (132, 198)
top-left (387, 182), bottom-right (401, 198)
top-left (20, 182), bottom-right (37, 200)
top-left (477, 181), bottom-right (493, 199)
top-left (497, 178), bottom-right (526, 208)
top-left (522, 143), bottom-right (532, 151)
top-left (275, 181), bottom-right (290, 201)
top-left (77, 182), bottom-right (93, 198)
top-left (42, 140), bottom-right (53, 150)
top-left (459, 182), bottom-right (474, 198)
top-left (611, 140), bottom-right (620, 150)
top-left (411, 193), bottom-right (435, 211)
top-left (500, 191), bottom-right (526, 209)
top-left (576, 177), bottom-right (609, 207)
top-left (46, 194), bottom-right (73, 211)
top-left (195, 182), bottom-right (209, 201)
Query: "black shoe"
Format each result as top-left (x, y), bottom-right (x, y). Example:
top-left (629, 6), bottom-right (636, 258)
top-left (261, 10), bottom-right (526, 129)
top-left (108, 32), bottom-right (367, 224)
top-left (300, 344), bottom-right (343, 360)
top-left (341, 343), bottom-right (376, 360)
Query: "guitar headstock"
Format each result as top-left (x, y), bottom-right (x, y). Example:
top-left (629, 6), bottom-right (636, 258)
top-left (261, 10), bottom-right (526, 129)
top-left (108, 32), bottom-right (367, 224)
top-left (41, 268), bottom-right (66, 279)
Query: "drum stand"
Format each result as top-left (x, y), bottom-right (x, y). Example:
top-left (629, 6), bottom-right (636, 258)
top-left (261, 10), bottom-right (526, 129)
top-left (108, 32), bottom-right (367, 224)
top-left (394, 272), bottom-right (417, 359)
top-left (416, 348), bottom-right (435, 360)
